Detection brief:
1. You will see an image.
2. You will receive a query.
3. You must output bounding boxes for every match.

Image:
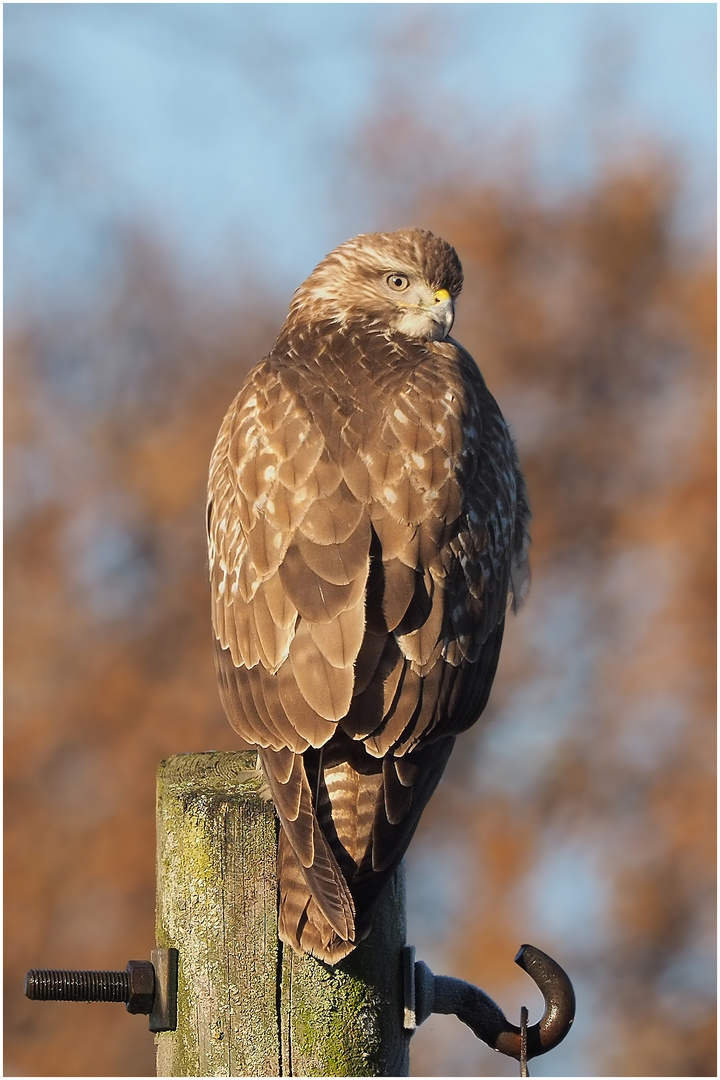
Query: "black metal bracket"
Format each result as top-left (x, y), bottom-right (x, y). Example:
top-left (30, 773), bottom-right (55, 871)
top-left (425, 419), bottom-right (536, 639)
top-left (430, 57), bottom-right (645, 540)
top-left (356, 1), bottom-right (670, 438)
top-left (403, 943), bottom-right (575, 1075)
top-left (24, 946), bottom-right (178, 1032)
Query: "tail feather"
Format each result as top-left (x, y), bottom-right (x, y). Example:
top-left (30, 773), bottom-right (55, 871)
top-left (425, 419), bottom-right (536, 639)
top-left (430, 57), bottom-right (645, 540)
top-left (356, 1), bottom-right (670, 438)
top-left (277, 829), bottom-right (358, 963)
top-left (264, 735), bottom-right (457, 965)
top-left (260, 747), bottom-right (356, 955)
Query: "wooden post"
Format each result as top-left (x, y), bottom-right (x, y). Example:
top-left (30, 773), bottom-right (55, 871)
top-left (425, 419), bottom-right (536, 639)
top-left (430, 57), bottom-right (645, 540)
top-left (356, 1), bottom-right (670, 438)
top-left (155, 752), bottom-right (410, 1077)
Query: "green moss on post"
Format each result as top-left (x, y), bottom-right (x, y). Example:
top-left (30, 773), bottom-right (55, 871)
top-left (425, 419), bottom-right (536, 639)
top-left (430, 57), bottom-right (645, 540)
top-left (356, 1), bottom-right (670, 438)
top-left (155, 752), bottom-right (410, 1077)
top-left (280, 867), bottom-right (408, 1077)
top-left (155, 752), bottom-right (279, 1077)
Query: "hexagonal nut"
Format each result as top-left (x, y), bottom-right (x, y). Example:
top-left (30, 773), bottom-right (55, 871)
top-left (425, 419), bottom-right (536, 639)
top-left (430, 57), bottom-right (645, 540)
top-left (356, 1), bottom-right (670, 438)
top-left (125, 960), bottom-right (155, 1014)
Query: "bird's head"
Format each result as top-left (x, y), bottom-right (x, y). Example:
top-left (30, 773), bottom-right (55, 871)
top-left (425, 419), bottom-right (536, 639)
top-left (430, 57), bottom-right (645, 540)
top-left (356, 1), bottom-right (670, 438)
top-left (287, 228), bottom-right (463, 342)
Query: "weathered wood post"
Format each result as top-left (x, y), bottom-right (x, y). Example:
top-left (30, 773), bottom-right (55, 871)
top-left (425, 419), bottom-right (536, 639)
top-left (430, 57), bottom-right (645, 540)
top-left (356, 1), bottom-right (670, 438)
top-left (155, 752), bottom-right (410, 1077)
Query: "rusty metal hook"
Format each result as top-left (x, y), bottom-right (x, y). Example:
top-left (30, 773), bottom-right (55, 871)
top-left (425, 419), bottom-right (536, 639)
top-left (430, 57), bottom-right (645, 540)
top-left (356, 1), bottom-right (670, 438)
top-left (403, 943), bottom-right (575, 1065)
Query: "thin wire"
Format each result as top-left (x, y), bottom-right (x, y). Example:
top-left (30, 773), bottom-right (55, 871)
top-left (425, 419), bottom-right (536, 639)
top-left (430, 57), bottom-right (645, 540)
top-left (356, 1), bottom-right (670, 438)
top-left (519, 1005), bottom-right (529, 1078)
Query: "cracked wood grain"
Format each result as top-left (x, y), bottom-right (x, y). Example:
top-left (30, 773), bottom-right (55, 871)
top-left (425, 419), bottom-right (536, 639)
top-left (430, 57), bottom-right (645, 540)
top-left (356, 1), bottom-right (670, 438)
top-left (155, 752), bottom-right (409, 1077)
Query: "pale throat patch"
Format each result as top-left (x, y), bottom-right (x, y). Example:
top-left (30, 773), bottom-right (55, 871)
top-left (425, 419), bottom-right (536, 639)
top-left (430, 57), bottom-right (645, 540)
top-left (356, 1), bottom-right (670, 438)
top-left (394, 308), bottom-right (450, 341)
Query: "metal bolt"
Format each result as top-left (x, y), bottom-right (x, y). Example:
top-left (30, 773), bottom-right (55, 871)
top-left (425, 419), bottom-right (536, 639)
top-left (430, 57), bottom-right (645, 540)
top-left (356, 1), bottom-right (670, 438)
top-left (25, 961), bottom-right (155, 1014)
top-left (24, 948), bottom-right (178, 1031)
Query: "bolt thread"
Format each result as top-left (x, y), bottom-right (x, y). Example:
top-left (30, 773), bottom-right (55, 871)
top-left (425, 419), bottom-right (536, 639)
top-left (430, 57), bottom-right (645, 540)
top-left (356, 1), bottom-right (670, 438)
top-left (25, 969), bottom-right (130, 1003)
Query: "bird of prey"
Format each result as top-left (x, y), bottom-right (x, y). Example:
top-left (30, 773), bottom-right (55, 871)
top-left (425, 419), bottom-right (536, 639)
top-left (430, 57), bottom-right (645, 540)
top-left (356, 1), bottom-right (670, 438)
top-left (207, 228), bottom-right (530, 964)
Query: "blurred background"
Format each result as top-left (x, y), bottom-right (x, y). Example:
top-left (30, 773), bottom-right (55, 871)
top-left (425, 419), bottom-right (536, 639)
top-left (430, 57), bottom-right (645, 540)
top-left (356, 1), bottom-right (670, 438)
top-left (4, 4), bottom-right (716, 1076)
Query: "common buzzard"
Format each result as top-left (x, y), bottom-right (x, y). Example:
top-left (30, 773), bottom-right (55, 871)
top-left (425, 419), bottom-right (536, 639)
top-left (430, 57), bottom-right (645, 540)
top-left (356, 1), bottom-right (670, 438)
top-left (207, 228), bottom-right (530, 963)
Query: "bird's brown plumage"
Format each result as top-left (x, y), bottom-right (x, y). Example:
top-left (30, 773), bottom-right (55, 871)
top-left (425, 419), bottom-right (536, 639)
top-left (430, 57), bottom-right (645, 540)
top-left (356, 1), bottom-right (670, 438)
top-left (207, 228), bottom-right (530, 962)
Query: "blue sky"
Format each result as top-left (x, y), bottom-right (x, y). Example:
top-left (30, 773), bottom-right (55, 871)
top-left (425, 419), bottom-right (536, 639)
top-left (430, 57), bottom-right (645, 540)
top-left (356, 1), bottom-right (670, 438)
top-left (5, 3), bottom-right (716, 318)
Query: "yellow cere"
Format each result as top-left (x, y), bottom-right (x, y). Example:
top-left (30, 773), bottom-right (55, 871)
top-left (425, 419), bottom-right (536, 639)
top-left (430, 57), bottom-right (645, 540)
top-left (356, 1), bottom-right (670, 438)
top-left (434, 288), bottom-right (451, 303)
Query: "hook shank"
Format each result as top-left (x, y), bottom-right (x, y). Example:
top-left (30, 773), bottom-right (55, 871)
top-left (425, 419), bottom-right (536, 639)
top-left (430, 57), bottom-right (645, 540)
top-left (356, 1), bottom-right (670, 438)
top-left (408, 943), bottom-right (575, 1063)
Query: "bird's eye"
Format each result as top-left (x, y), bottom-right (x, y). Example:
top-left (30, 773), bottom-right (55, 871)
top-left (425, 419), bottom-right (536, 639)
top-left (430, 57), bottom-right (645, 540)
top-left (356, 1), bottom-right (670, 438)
top-left (386, 273), bottom-right (410, 291)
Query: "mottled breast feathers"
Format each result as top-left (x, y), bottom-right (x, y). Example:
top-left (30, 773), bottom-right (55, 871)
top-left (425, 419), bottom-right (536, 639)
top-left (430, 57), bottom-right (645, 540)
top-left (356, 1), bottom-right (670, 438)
top-left (207, 228), bottom-right (529, 962)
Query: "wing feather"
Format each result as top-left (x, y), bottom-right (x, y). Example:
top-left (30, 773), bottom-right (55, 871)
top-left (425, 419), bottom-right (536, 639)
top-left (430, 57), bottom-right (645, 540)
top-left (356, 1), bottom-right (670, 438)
top-left (279, 544), bottom-right (368, 623)
top-left (289, 619), bottom-right (355, 721)
top-left (307, 601), bottom-right (366, 670)
top-left (296, 516), bottom-right (371, 585)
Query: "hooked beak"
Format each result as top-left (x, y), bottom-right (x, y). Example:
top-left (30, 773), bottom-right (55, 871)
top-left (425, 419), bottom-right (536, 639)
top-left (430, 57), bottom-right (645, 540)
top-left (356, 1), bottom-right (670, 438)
top-left (427, 288), bottom-right (454, 339)
top-left (394, 285), bottom-right (455, 341)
